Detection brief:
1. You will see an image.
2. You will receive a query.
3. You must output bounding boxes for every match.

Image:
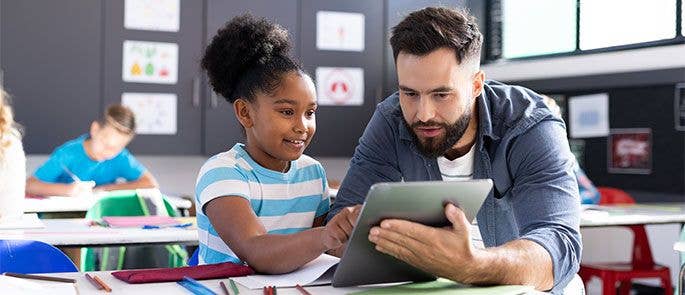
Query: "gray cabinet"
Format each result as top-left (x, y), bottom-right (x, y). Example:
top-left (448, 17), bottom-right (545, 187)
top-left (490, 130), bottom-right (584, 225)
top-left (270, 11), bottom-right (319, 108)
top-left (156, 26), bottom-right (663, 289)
top-left (203, 0), bottom-right (300, 156)
top-left (103, 0), bottom-right (204, 155)
top-left (1, 0), bottom-right (103, 153)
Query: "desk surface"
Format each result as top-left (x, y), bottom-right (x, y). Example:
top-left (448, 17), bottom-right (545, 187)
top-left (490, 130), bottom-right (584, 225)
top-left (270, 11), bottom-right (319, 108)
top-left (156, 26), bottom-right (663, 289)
top-left (0, 218), bottom-right (198, 247)
top-left (23, 194), bottom-right (192, 213)
top-left (580, 203), bottom-right (685, 227)
top-left (675, 241), bottom-right (685, 252)
top-left (21, 271), bottom-right (539, 295)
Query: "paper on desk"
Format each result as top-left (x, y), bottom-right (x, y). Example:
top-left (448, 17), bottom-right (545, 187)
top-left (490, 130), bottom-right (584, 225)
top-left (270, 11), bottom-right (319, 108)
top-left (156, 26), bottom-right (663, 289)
top-left (0, 275), bottom-right (77, 295)
top-left (232, 254), bottom-right (339, 289)
top-left (0, 213), bottom-right (45, 229)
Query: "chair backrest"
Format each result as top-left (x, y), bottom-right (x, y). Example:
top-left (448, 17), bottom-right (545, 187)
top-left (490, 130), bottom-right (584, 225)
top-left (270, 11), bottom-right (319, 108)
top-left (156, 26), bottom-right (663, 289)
top-left (597, 187), bottom-right (654, 268)
top-left (188, 248), bottom-right (199, 266)
top-left (0, 239), bottom-right (78, 274)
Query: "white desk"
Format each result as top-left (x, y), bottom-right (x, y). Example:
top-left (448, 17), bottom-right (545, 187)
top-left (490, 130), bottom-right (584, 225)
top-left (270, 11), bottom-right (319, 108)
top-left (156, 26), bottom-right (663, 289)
top-left (23, 195), bottom-right (193, 215)
top-left (0, 218), bottom-right (198, 247)
top-left (19, 271), bottom-right (538, 295)
top-left (580, 203), bottom-right (685, 227)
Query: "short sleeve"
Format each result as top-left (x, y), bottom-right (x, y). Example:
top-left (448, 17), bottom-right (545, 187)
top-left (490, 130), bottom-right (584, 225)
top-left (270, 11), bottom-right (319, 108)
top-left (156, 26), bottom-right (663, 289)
top-left (34, 148), bottom-right (68, 183)
top-left (195, 160), bottom-right (251, 215)
top-left (117, 149), bottom-right (146, 181)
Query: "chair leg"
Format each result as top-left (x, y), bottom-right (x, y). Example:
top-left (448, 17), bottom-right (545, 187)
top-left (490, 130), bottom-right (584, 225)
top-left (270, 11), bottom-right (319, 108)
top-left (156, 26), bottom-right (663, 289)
top-left (617, 280), bottom-right (631, 295)
top-left (660, 272), bottom-right (673, 295)
top-left (602, 274), bottom-right (616, 295)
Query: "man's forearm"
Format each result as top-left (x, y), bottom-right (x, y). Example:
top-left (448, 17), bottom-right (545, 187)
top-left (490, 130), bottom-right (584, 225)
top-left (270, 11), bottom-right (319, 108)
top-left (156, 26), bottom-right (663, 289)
top-left (460, 239), bottom-right (554, 291)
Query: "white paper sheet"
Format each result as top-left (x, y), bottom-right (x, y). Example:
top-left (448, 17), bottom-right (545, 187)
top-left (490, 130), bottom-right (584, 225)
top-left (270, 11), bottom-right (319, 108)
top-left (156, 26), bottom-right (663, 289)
top-left (568, 93), bottom-right (609, 138)
top-left (232, 254), bottom-right (340, 289)
top-left (315, 67), bottom-right (364, 106)
top-left (122, 40), bottom-right (178, 84)
top-left (121, 93), bottom-right (177, 134)
top-left (0, 275), bottom-right (77, 295)
top-left (124, 0), bottom-right (180, 32)
top-left (0, 213), bottom-right (45, 229)
top-left (316, 11), bottom-right (365, 52)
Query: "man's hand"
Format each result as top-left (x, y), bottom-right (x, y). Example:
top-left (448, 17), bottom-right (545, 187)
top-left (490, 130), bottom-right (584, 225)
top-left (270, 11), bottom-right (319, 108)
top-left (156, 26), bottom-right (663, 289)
top-left (368, 203), bottom-right (485, 283)
top-left (322, 205), bottom-right (362, 251)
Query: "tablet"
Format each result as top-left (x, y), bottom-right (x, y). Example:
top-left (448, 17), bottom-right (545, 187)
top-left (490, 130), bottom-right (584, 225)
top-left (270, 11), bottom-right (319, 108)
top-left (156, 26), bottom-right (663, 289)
top-left (331, 179), bottom-right (493, 287)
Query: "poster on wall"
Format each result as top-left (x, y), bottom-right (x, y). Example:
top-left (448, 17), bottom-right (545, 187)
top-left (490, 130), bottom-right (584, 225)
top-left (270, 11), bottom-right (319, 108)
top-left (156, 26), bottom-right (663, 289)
top-left (124, 0), bottom-right (180, 32)
top-left (316, 11), bottom-right (365, 52)
top-left (315, 67), bottom-right (364, 106)
top-left (121, 93), bottom-right (177, 135)
top-left (607, 128), bottom-right (651, 174)
top-left (676, 83), bottom-right (685, 131)
top-left (568, 93), bottom-right (609, 138)
top-left (122, 40), bottom-right (178, 84)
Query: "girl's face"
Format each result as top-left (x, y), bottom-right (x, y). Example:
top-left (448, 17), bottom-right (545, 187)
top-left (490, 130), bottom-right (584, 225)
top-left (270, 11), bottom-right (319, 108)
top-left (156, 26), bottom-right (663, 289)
top-left (238, 72), bottom-right (317, 172)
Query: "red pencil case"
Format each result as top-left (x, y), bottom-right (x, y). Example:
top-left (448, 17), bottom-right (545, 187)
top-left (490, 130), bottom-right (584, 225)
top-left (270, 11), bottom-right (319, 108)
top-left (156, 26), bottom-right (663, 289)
top-left (111, 262), bottom-right (254, 284)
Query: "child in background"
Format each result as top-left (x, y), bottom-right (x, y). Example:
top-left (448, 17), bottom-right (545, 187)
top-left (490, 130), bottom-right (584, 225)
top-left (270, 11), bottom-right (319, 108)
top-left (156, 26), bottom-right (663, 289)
top-left (25, 104), bottom-right (158, 197)
top-left (0, 89), bottom-right (25, 222)
top-left (196, 14), bottom-right (357, 273)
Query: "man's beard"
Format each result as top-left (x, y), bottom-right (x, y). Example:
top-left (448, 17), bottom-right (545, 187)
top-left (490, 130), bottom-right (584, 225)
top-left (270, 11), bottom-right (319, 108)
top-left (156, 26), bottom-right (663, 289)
top-left (404, 111), bottom-right (472, 158)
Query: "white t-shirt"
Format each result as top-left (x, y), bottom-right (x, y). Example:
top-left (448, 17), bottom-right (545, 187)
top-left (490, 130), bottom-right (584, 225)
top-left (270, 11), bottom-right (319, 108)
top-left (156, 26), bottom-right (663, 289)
top-left (437, 144), bottom-right (484, 249)
top-left (0, 132), bottom-right (25, 222)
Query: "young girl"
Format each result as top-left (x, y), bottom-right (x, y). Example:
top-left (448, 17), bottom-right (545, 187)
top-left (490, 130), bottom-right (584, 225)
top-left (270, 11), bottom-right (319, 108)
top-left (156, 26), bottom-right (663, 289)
top-left (25, 104), bottom-right (158, 197)
top-left (196, 14), bottom-right (356, 273)
top-left (0, 89), bottom-right (25, 222)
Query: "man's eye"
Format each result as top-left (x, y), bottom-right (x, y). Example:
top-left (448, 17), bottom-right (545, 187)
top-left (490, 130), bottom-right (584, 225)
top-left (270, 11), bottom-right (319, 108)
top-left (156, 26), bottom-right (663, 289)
top-left (280, 110), bottom-right (294, 116)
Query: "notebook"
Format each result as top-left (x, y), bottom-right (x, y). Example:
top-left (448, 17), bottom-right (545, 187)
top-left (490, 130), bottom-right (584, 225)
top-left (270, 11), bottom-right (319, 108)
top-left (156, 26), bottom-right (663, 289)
top-left (231, 254), bottom-right (339, 289)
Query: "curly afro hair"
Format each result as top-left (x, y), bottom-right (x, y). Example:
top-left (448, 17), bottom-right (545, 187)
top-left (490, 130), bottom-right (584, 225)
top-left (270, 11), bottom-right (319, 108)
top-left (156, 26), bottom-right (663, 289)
top-left (202, 14), bottom-right (302, 103)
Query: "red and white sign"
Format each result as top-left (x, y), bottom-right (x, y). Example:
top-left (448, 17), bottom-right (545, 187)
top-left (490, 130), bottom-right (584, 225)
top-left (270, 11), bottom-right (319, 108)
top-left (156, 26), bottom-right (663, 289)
top-left (608, 128), bottom-right (651, 174)
top-left (315, 67), bottom-right (364, 106)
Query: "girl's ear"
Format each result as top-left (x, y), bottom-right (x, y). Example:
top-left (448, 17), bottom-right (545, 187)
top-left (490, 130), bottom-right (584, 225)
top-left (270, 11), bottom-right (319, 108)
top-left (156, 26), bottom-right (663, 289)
top-left (234, 99), bottom-right (254, 128)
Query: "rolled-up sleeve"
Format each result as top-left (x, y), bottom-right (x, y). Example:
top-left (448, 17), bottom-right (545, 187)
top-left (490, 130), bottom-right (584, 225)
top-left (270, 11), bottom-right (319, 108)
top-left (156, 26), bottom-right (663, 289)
top-left (327, 107), bottom-right (403, 222)
top-left (507, 119), bottom-right (582, 293)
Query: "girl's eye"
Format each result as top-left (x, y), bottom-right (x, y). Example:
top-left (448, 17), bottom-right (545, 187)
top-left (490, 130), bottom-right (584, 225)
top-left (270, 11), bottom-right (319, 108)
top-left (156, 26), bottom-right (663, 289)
top-left (305, 110), bottom-right (316, 117)
top-left (280, 110), bottom-right (294, 116)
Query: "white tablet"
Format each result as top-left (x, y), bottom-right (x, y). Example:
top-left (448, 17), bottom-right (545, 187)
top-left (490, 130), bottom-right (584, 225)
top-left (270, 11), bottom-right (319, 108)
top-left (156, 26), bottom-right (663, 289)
top-left (332, 179), bottom-right (493, 287)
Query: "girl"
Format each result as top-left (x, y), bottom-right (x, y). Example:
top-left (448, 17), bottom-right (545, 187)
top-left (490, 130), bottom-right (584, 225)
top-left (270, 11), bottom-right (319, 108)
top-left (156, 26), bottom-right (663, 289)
top-left (196, 14), bottom-right (356, 273)
top-left (0, 89), bottom-right (25, 222)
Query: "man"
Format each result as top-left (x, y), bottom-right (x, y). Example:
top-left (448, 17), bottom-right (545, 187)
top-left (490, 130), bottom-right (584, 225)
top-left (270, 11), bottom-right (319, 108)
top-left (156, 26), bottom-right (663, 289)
top-left (327, 7), bottom-right (581, 294)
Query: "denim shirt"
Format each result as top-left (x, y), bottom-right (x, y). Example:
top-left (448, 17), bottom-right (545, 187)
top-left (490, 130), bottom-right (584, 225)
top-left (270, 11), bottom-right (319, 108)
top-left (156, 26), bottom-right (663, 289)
top-left (329, 80), bottom-right (581, 294)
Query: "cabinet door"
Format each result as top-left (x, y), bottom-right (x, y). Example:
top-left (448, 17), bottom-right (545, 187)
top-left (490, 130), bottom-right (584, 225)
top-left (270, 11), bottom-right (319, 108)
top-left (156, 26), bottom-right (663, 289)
top-left (1, 0), bottom-right (102, 153)
top-left (203, 0), bottom-right (300, 156)
top-left (102, 0), bottom-right (204, 154)
top-left (299, 0), bottom-right (384, 157)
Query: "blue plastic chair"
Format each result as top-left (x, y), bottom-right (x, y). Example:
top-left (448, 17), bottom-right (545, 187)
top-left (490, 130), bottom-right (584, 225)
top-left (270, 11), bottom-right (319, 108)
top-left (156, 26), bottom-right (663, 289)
top-left (188, 248), bottom-right (199, 266)
top-left (0, 239), bottom-right (78, 274)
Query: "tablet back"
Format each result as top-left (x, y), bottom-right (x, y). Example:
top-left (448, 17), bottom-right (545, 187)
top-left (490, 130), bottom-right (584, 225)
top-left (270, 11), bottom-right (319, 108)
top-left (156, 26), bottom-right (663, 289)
top-left (332, 179), bottom-right (493, 287)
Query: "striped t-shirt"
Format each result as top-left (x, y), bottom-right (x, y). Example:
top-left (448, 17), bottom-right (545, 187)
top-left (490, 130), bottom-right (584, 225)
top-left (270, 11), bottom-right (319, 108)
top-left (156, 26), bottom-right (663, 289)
top-left (194, 143), bottom-right (330, 265)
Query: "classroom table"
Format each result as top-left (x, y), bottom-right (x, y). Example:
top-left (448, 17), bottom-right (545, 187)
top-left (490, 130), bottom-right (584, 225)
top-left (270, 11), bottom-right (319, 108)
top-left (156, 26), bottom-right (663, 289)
top-left (23, 194), bottom-right (193, 216)
top-left (0, 218), bottom-right (198, 247)
top-left (11, 271), bottom-right (543, 295)
top-left (580, 203), bottom-right (685, 228)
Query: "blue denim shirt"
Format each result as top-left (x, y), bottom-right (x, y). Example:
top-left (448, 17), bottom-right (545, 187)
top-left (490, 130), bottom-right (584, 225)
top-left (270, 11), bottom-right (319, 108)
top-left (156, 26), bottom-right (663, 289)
top-left (329, 80), bottom-right (581, 294)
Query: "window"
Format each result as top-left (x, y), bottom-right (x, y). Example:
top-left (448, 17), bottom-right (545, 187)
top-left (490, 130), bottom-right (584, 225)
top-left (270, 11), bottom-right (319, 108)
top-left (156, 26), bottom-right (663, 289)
top-left (502, 0), bottom-right (576, 58)
top-left (580, 0), bottom-right (677, 50)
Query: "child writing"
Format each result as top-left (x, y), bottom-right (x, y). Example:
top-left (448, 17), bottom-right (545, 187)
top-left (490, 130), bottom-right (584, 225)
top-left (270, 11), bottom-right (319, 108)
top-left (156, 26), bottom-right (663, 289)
top-left (0, 89), bottom-right (25, 222)
top-left (25, 104), bottom-right (158, 196)
top-left (196, 14), bottom-right (358, 273)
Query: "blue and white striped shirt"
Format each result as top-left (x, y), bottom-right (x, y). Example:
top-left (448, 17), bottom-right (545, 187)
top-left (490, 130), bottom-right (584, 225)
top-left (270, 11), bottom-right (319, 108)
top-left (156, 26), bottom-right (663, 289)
top-left (195, 143), bottom-right (329, 265)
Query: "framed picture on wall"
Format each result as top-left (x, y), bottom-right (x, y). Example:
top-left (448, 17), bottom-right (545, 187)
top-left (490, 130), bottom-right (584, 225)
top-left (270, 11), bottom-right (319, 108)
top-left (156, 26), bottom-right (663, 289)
top-left (607, 128), bottom-right (652, 174)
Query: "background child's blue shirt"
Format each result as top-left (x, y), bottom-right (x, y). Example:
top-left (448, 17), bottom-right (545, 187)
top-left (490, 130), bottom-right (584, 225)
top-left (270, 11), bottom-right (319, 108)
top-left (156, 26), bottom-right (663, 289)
top-left (33, 134), bottom-right (146, 186)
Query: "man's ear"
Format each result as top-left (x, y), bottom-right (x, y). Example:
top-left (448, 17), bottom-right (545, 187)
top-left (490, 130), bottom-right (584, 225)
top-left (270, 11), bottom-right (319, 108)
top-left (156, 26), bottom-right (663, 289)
top-left (233, 99), bottom-right (254, 129)
top-left (471, 70), bottom-right (485, 99)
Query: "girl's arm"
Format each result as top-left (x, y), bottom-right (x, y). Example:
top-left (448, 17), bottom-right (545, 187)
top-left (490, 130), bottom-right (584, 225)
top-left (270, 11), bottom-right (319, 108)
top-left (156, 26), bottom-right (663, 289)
top-left (205, 196), bottom-right (355, 274)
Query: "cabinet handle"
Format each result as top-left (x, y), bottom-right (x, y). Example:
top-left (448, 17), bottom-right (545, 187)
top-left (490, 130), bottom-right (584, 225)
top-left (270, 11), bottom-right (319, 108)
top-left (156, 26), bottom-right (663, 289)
top-left (192, 77), bottom-right (200, 108)
top-left (211, 90), bottom-right (219, 109)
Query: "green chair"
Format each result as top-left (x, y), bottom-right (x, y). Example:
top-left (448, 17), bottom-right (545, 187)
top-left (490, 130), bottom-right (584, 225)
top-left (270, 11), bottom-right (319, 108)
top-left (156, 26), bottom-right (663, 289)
top-left (81, 190), bottom-right (188, 271)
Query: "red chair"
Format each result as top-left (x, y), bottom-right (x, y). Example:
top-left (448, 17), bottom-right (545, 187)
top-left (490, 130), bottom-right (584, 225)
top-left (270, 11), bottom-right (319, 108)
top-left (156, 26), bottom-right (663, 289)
top-left (579, 187), bottom-right (673, 295)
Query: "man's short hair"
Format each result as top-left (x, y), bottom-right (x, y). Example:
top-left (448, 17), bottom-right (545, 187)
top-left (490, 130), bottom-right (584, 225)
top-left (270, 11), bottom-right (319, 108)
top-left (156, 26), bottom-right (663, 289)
top-left (390, 7), bottom-right (483, 66)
